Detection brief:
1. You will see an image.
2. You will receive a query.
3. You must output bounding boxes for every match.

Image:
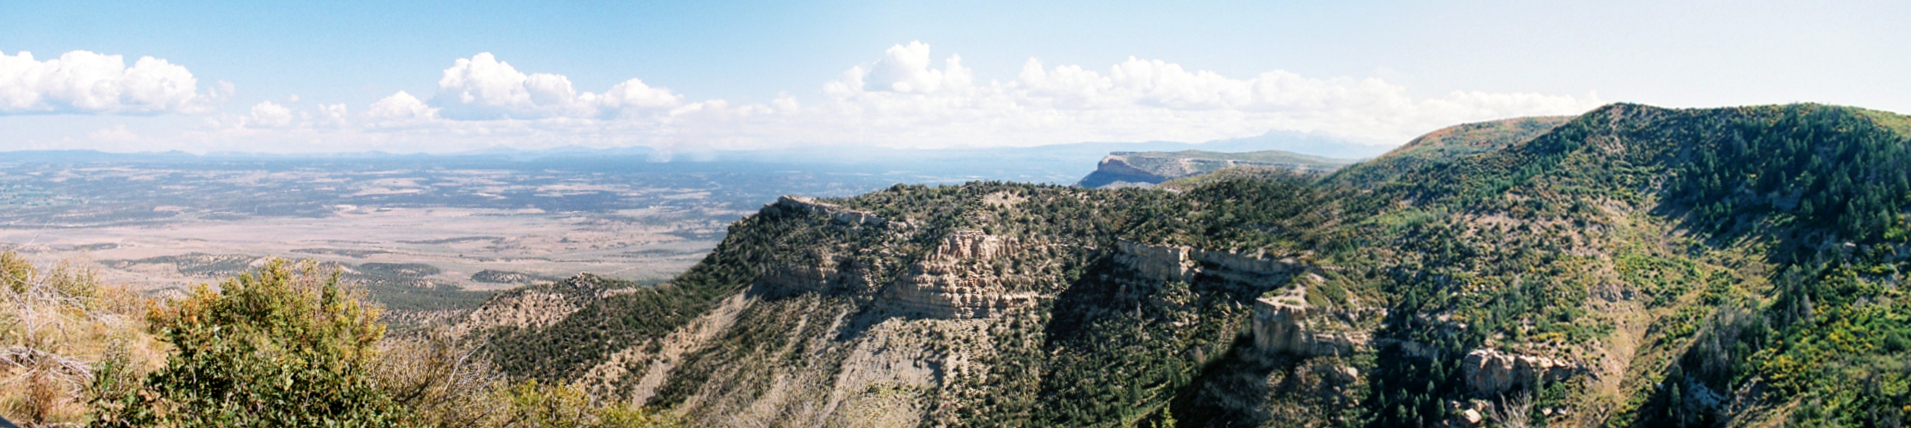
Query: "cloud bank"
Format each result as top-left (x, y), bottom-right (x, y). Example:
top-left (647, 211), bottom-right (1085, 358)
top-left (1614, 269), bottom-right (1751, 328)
top-left (48, 43), bottom-right (1602, 153)
top-left (0, 50), bottom-right (225, 115)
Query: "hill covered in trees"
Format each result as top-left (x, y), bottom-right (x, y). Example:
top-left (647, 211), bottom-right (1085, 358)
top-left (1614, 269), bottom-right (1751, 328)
top-left (469, 103), bottom-right (1911, 426)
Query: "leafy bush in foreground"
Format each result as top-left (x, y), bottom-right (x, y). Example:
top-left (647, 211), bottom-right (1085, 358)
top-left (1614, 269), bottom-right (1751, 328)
top-left (91, 259), bottom-right (407, 427)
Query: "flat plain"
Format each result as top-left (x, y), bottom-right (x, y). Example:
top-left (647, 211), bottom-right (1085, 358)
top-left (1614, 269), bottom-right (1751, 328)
top-left (0, 153), bottom-right (937, 312)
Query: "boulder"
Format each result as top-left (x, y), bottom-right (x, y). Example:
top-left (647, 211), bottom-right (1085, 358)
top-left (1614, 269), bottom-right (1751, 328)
top-left (1462, 409), bottom-right (1483, 426)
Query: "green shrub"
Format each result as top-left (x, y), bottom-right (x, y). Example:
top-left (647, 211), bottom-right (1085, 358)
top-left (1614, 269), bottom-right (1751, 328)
top-left (493, 380), bottom-right (682, 428)
top-left (90, 259), bottom-right (409, 427)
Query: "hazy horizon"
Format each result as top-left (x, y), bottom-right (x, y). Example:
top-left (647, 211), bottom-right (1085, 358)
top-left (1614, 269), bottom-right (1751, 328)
top-left (6, 1), bottom-right (1905, 154)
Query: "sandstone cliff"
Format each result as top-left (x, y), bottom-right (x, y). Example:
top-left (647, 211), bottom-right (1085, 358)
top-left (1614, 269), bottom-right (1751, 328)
top-left (1115, 239), bottom-right (1304, 283)
top-left (1251, 291), bottom-right (1369, 357)
top-left (1115, 239), bottom-right (1370, 359)
top-left (879, 231), bottom-right (1043, 319)
top-left (1461, 348), bottom-right (1584, 396)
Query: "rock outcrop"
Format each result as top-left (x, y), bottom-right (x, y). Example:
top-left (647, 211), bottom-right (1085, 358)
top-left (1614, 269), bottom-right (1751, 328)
top-left (1189, 247), bottom-right (1303, 283)
top-left (879, 232), bottom-right (1040, 319)
top-left (1117, 240), bottom-right (1199, 282)
top-left (1252, 292), bottom-right (1369, 357)
top-left (1117, 240), bottom-right (1355, 357)
top-left (1116, 239), bottom-right (1304, 284)
top-left (758, 249), bottom-right (842, 292)
top-left (772, 195), bottom-right (887, 227)
top-left (1460, 348), bottom-right (1583, 395)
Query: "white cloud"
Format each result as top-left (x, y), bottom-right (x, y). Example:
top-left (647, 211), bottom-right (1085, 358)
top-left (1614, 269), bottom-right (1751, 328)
top-left (858, 41), bottom-right (974, 94)
top-left (775, 42), bottom-right (1600, 148)
top-left (595, 78), bottom-right (683, 113)
top-left (0, 50), bottom-right (221, 115)
top-left (367, 91), bottom-right (437, 122)
top-left (430, 52), bottom-right (683, 120)
top-left (317, 103), bottom-right (349, 127)
top-left (153, 42), bottom-right (1601, 153)
top-left (244, 101), bottom-right (294, 128)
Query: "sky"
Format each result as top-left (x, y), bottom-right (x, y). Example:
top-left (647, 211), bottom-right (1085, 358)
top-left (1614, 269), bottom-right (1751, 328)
top-left (1, 0), bottom-right (1906, 154)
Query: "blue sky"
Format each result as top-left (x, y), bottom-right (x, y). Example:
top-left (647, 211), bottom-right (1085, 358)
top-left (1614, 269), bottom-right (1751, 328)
top-left (2, 0), bottom-right (1906, 153)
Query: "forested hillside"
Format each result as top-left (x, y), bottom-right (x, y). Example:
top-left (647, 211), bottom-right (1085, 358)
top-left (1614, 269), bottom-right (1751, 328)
top-left (471, 103), bottom-right (1911, 427)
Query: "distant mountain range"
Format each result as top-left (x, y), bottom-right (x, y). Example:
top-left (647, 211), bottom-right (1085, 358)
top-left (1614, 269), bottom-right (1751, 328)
top-left (1, 129), bottom-right (1394, 186)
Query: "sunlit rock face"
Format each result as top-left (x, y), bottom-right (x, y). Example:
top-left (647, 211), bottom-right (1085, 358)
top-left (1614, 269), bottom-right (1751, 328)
top-left (881, 232), bottom-right (1040, 319)
top-left (1251, 294), bottom-right (1369, 357)
top-left (1461, 348), bottom-right (1583, 396)
top-left (1116, 239), bottom-right (1304, 283)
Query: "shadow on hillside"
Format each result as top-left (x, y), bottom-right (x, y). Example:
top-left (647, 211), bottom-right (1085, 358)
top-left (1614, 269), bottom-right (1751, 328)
top-left (1167, 340), bottom-right (1303, 427)
top-left (1645, 183), bottom-right (1863, 272)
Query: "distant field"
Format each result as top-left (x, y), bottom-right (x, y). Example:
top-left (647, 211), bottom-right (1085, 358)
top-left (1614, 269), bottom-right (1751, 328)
top-left (0, 154), bottom-right (934, 314)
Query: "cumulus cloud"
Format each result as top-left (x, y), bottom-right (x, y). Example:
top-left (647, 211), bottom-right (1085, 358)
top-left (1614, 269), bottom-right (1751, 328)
top-left (597, 78), bottom-right (683, 113)
top-left (317, 103), bottom-right (349, 127)
top-left (0, 50), bottom-right (222, 115)
top-left (244, 101), bottom-right (294, 128)
top-left (793, 43), bottom-right (1599, 147)
top-left (167, 42), bottom-right (1600, 153)
top-left (860, 41), bottom-right (974, 94)
top-left (429, 52), bottom-right (682, 120)
top-left (367, 91), bottom-right (437, 122)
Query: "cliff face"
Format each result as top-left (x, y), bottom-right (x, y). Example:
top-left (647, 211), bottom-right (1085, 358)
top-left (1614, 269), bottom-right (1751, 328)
top-left (1116, 239), bottom-right (1373, 361)
top-left (879, 232), bottom-right (1042, 319)
top-left (1115, 239), bottom-right (1199, 282)
top-left (1460, 348), bottom-right (1584, 396)
top-left (757, 228), bottom-right (1046, 319)
top-left (1115, 239), bottom-right (1303, 283)
top-left (1252, 294), bottom-right (1369, 358)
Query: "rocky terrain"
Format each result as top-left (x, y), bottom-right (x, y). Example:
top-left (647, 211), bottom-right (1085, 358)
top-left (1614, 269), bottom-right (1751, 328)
top-left (467, 103), bottom-right (1911, 427)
